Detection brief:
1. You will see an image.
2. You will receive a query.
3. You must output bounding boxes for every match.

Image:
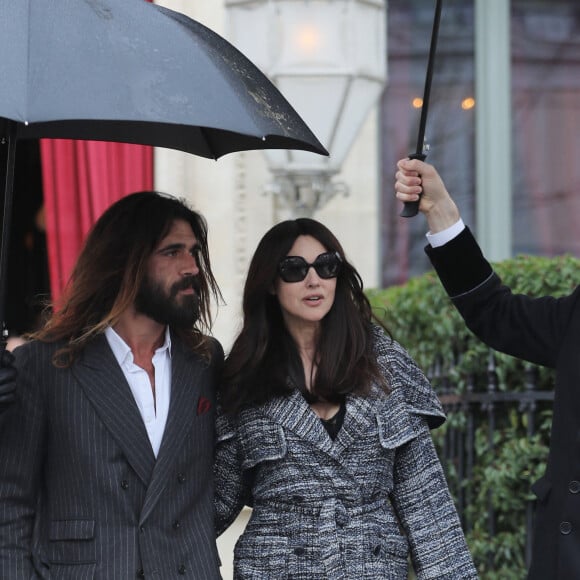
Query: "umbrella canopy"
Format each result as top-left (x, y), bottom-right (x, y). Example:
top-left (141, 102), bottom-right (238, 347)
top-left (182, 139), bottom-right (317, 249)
top-left (0, 0), bottom-right (328, 339)
top-left (0, 0), bottom-right (327, 158)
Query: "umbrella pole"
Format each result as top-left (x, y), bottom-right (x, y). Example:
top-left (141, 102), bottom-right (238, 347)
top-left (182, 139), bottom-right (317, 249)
top-left (0, 119), bottom-right (17, 350)
top-left (400, 0), bottom-right (443, 218)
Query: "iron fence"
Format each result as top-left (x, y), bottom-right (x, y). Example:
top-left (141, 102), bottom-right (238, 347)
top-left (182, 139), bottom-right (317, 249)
top-left (427, 348), bottom-right (554, 571)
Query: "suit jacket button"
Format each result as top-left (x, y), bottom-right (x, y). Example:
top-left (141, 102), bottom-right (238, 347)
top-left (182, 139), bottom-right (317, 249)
top-left (137, 569), bottom-right (145, 578)
top-left (560, 521), bottom-right (572, 535)
top-left (177, 473), bottom-right (186, 484)
top-left (178, 564), bottom-right (186, 575)
top-left (569, 480), bottom-right (580, 494)
top-left (173, 520), bottom-right (181, 530)
top-left (121, 480), bottom-right (129, 490)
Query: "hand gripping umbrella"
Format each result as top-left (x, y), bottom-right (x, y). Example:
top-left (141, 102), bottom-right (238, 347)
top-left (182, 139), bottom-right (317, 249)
top-left (0, 0), bottom-right (328, 345)
top-left (400, 0), bottom-right (443, 218)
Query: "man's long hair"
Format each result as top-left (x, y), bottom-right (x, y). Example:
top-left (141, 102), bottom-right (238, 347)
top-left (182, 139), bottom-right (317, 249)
top-left (220, 218), bottom-right (390, 415)
top-left (31, 191), bottom-right (222, 366)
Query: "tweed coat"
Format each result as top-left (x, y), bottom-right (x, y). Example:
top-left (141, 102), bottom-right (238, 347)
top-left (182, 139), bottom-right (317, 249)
top-left (426, 227), bottom-right (580, 580)
top-left (0, 332), bottom-right (223, 580)
top-left (215, 328), bottom-right (477, 579)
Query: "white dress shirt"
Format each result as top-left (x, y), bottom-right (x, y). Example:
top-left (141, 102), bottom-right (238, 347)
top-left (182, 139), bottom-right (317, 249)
top-left (105, 326), bottom-right (172, 457)
top-left (426, 218), bottom-right (466, 248)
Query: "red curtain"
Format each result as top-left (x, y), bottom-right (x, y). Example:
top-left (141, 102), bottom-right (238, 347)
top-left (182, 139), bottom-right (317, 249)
top-left (39, 0), bottom-right (155, 304)
top-left (40, 140), bottom-right (153, 302)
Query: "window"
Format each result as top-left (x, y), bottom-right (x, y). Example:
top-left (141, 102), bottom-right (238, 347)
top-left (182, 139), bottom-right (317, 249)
top-left (380, 0), bottom-right (475, 286)
top-left (380, 0), bottom-right (580, 286)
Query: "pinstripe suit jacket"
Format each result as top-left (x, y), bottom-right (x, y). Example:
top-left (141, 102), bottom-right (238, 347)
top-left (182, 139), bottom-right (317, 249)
top-left (215, 329), bottom-right (478, 579)
top-left (0, 332), bottom-right (223, 580)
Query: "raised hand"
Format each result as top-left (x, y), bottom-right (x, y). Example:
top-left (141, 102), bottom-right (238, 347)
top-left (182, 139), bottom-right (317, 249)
top-left (395, 158), bottom-right (460, 233)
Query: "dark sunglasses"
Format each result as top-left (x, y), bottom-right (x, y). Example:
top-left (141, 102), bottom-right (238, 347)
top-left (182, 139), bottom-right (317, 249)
top-left (278, 251), bottom-right (342, 283)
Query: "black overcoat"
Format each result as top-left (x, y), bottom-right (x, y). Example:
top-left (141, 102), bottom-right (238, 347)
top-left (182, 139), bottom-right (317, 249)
top-left (426, 227), bottom-right (580, 580)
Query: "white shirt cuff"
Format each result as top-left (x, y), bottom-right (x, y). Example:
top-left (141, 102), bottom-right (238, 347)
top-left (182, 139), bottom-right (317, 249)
top-left (426, 219), bottom-right (465, 248)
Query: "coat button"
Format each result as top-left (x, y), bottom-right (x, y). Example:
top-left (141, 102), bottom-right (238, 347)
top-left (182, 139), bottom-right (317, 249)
top-left (121, 480), bottom-right (129, 490)
top-left (372, 544), bottom-right (381, 556)
top-left (178, 564), bottom-right (186, 575)
top-left (177, 473), bottom-right (186, 484)
top-left (569, 480), bottom-right (580, 494)
top-left (560, 521), bottom-right (572, 535)
top-left (173, 520), bottom-right (181, 530)
top-left (137, 569), bottom-right (145, 578)
top-left (335, 502), bottom-right (349, 527)
top-left (294, 546), bottom-right (306, 556)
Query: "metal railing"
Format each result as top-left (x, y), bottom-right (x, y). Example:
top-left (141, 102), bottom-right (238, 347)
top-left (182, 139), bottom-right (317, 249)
top-left (427, 348), bottom-right (554, 571)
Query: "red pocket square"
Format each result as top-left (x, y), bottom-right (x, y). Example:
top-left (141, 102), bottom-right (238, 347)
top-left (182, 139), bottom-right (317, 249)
top-left (197, 396), bottom-right (211, 416)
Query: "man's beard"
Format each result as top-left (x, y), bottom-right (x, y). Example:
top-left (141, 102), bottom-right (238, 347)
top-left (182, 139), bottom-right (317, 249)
top-left (135, 274), bottom-right (201, 328)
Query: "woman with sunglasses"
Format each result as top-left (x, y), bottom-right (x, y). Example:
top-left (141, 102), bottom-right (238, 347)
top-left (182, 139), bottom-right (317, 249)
top-left (215, 218), bottom-right (476, 579)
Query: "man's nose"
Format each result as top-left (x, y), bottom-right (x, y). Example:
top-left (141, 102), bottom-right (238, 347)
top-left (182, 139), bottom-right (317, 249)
top-left (181, 252), bottom-right (200, 276)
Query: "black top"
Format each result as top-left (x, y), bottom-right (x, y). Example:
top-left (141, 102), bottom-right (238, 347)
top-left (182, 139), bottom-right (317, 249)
top-left (320, 400), bottom-right (347, 440)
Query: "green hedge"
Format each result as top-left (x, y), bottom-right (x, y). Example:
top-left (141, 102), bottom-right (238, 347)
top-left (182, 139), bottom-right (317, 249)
top-left (368, 253), bottom-right (580, 578)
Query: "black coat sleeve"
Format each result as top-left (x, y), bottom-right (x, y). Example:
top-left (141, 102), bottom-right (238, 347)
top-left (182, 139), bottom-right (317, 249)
top-left (425, 227), bottom-right (580, 368)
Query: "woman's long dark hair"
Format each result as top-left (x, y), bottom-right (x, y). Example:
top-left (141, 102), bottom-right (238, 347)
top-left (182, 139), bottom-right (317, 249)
top-left (221, 218), bottom-right (390, 414)
top-left (31, 191), bottom-right (222, 366)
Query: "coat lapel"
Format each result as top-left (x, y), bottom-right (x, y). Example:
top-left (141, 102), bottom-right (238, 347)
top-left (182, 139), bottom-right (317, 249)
top-left (140, 336), bottom-right (204, 523)
top-left (333, 394), bottom-right (377, 456)
top-left (260, 390), bottom-right (335, 457)
top-left (260, 389), bottom-right (380, 459)
top-left (74, 334), bottom-right (156, 487)
top-left (257, 390), bottom-right (380, 499)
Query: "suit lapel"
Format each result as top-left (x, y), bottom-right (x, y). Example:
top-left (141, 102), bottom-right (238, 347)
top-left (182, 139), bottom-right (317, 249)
top-left (140, 336), bottom-right (204, 523)
top-left (74, 334), bottom-right (156, 487)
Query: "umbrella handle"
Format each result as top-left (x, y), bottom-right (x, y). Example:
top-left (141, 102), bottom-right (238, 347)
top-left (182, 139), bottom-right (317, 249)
top-left (0, 328), bottom-right (6, 362)
top-left (0, 120), bottom-right (17, 337)
top-left (399, 152), bottom-right (426, 218)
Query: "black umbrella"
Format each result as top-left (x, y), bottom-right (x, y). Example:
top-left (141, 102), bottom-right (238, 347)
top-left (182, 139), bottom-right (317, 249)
top-left (0, 0), bottom-right (328, 342)
top-left (399, 0), bottom-right (443, 218)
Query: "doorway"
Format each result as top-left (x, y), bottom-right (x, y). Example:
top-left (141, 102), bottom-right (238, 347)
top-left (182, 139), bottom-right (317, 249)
top-left (6, 139), bottom-right (50, 341)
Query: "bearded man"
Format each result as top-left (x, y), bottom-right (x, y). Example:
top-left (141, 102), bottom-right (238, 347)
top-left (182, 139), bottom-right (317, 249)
top-left (0, 192), bottom-right (224, 579)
